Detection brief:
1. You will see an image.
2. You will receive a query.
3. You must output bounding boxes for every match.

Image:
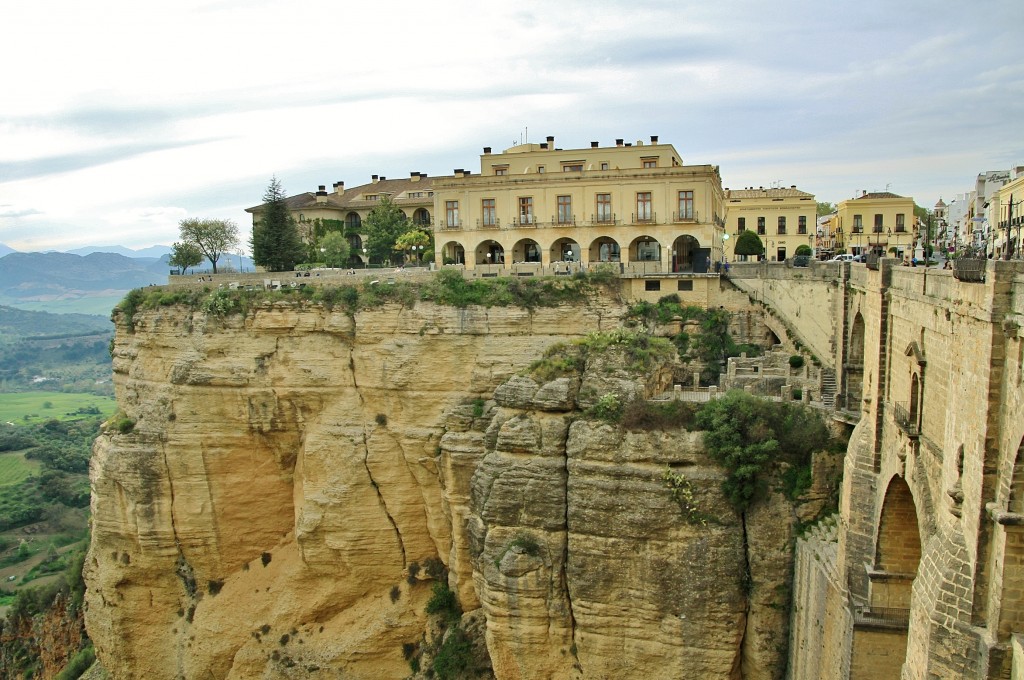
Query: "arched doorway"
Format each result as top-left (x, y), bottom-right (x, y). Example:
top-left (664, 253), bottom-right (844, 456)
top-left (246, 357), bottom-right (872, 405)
top-left (846, 313), bottom-right (866, 410)
top-left (512, 238), bottom-right (541, 263)
top-left (345, 212), bottom-right (361, 230)
top-left (589, 237), bottom-right (621, 263)
top-left (441, 241), bottom-right (465, 265)
top-left (550, 238), bottom-right (581, 262)
top-left (475, 240), bottom-right (505, 266)
top-left (629, 235), bottom-right (662, 263)
top-left (413, 208), bottom-right (431, 226)
top-left (671, 234), bottom-right (706, 272)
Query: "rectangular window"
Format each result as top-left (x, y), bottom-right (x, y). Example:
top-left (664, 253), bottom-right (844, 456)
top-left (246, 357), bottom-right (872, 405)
top-left (677, 280), bottom-right (694, 291)
top-left (562, 164), bottom-right (583, 172)
top-left (636, 192), bottom-right (652, 222)
top-left (678, 190), bottom-right (694, 220)
top-left (643, 159), bottom-right (657, 168)
top-left (854, 215), bottom-right (863, 232)
top-left (798, 216), bottom-right (807, 234)
top-left (645, 280), bottom-right (662, 291)
top-left (445, 201), bottom-right (459, 228)
top-left (896, 213), bottom-right (905, 231)
top-left (519, 197), bottom-right (534, 224)
top-left (600, 162), bottom-right (609, 171)
top-left (557, 195), bottom-right (573, 224)
top-left (493, 167), bottom-right (508, 176)
top-left (482, 199), bottom-right (496, 226)
top-left (596, 194), bottom-right (612, 223)
top-left (538, 165), bottom-right (545, 174)
top-left (778, 216), bottom-right (787, 234)
top-left (874, 214), bottom-right (883, 233)
top-left (738, 217), bottom-right (746, 231)
top-left (757, 216), bottom-right (766, 235)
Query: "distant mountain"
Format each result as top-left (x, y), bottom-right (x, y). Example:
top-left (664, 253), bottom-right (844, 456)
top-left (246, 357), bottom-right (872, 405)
top-left (0, 251), bottom-right (171, 316)
top-left (65, 244), bottom-right (173, 258)
top-left (0, 304), bottom-right (110, 337)
top-left (0, 243), bottom-right (15, 257)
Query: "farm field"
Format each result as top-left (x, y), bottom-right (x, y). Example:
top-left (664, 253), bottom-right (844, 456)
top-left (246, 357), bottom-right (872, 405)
top-left (0, 391), bottom-right (117, 424)
top-left (0, 452), bottom-right (41, 487)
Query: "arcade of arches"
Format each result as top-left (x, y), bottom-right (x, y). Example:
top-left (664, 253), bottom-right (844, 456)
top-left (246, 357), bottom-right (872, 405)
top-left (439, 233), bottom-right (713, 272)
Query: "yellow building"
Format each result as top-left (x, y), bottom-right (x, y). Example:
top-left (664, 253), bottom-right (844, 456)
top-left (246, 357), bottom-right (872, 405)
top-left (246, 174), bottom-right (439, 266)
top-left (834, 191), bottom-right (915, 258)
top-left (992, 173), bottom-right (1024, 258)
top-left (430, 136), bottom-right (727, 272)
top-left (723, 186), bottom-right (816, 261)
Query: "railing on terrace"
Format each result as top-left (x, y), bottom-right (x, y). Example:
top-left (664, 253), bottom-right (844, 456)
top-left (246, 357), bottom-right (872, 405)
top-left (892, 401), bottom-right (919, 437)
top-left (631, 212), bottom-right (657, 224)
top-left (441, 220), bottom-right (462, 230)
top-left (672, 210), bottom-right (698, 222)
top-left (590, 214), bottom-right (619, 226)
top-left (551, 215), bottom-right (578, 226)
top-left (856, 606), bottom-right (910, 629)
top-left (476, 218), bottom-right (501, 229)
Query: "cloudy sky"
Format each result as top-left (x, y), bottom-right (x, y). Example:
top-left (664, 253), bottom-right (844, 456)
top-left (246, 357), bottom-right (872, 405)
top-left (1, 0), bottom-right (1021, 253)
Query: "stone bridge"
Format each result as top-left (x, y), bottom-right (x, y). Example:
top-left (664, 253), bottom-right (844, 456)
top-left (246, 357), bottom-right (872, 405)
top-left (730, 259), bottom-right (1024, 678)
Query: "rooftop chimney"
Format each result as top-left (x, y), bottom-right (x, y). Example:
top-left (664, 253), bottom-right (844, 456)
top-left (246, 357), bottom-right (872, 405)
top-left (317, 185), bottom-right (327, 194)
top-left (650, 135), bottom-right (659, 144)
top-left (372, 174), bottom-right (379, 183)
top-left (410, 172), bottom-right (421, 182)
top-left (333, 181), bottom-right (345, 194)
top-left (546, 135), bottom-right (554, 146)
top-left (591, 141), bottom-right (599, 148)
top-left (379, 176), bottom-right (386, 181)
top-left (616, 138), bottom-right (624, 147)
top-left (540, 142), bottom-right (548, 149)
top-left (483, 146), bottom-right (491, 154)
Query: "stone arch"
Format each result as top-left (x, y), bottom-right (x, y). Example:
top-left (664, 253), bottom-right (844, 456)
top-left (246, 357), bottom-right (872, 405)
top-left (1009, 439), bottom-right (1024, 514)
top-left (846, 312), bottom-right (866, 409)
top-left (876, 476), bottom-right (922, 575)
top-left (588, 236), bottom-right (621, 263)
top-left (511, 238), bottom-right (542, 263)
top-left (628, 235), bottom-right (662, 263)
top-left (550, 238), bottom-right (581, 262)
top-left (475, 239), bottom-right (505, 266)
top-left (413, 208), bottom-right (430, 226)
top-left (440, 241), bottom-right (465, 265)
top-left (671, 234), bottom-right (708, 273)
top-left (345, 212), bottom-right (361, 229)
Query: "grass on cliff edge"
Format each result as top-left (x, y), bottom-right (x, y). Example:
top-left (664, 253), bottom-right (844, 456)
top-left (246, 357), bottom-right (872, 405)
top-left (115, 267), bottom-right (618, 327)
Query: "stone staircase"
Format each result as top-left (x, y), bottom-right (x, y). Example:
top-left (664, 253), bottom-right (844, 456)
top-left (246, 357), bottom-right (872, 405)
top-left (821, 368), bottom-right (837, 408)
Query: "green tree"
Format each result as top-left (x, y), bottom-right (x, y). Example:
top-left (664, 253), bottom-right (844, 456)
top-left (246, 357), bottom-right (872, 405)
top-left (251, 177), bottom-right (305, 272)
top-left (816, 201), bottom-right (835, 217)
top-left (319, 231), bottom-right (351, 268)
top-left (794, 244), bottom-right (813, 257)
top-left (169, 241), bottom-right (204, 273)
top-left (178, 218), bottom-right (239, 274)
top-left (394, 230), bottom-right (431, 264)
top-left (734, 230), bottom-right (764, 259)
top-left (363, 196), bottom-right (408, 265)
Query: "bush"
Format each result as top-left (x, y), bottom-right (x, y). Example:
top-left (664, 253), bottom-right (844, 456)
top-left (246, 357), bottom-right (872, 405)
top-left (375, 413), bottom-right (387, 426)
top-left (407, 561), bottom-right (421, 585)
top-left (588, 393), bottom-right (622, 422)
top-left (621, 399), bottom-right (699, 431)
top-left (432, 627), bottom-right (474, 680)
top-left (789, 355), bottom-right (804, 369)
top-left (54, 645), bottom-right (95, 680)
top-left (425, 582), bottom-right (461, 623)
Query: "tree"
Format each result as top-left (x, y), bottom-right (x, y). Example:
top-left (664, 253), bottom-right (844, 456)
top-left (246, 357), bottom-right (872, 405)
top-left (394, 230), bottom-right (431, 264)
top-left (178, 218), bottom-right (239, 274)
top-left (734, 230), bottom-right (764, 259)
top-left (251, 177), bottom-right (305, 272)
top-left (319, 231), bottom-right (351, 268)
top-left (816, 201), bottom-right (835, 217)
top-left (794, 244), bottom-right (813, 257)
top-left (169, 241), bottom-right (204, 273)
top-left (363, 196), bottom-right (408, 265)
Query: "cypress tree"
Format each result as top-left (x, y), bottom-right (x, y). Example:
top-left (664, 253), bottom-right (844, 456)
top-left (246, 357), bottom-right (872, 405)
top-left (251, 177), bottom-right (305, 272)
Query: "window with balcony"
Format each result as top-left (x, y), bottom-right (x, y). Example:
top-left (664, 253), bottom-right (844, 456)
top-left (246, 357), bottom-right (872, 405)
top-left (778, 216), bottom-right (787, 234)
top-left (874, 214), bottom-right (883, 233)
top-left (738, 217), bottom-right (746, 231)
top-left (637, 192), bottom-right (652, 222)
top-left (445, 201), bottom-right (459, 228)
top-left (596, 194), bottom-right (612, 223)
top-left (557, 195), bottom-right (573, 224)
top-left (854, 214), bottom-right (863, 232)
top-left (757, 216), bottom-right (766, 235)
top-left (482, 199), bottom-right (496, 226)
top-left (519, 197), bottom-right (534, 224)
top-left (896, 213), bottom-right (906, 232)
top-left (798, 215), bottom-right (807, 234)
top-left (678, 191), bottom-right (694, 220)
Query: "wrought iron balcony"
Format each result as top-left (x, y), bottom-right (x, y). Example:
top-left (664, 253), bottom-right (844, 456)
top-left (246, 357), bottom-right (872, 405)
top-left (892, 401), bottom-right (919, 437)
top-left (672, 210), bottom-right (698, 222)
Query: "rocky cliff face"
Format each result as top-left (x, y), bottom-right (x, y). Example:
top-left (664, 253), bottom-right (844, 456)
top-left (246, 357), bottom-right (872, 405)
top-left (86, 295), bottom-right (803, 679)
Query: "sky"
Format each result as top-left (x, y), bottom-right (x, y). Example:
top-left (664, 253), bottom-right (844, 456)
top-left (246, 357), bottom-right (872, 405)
top-left (1, 0), bottom-right (1022, 253)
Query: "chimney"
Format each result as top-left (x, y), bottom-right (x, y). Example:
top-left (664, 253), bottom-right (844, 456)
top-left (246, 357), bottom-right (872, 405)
top-left (650, 135), bottom-right (659, 144)
top-left (333, 181), bottom-right (345, 194)
top-left (591, 141), bottom-right (599, 148)
top-left (791, 185), bottom-right (796, 189)
top-left (546, 135), bottom-right (554, 147)
top-left (410, 171), bottom-right (420, 182)
top-left (636, 140), bottom-right (644, 146)
top-left (379, 176), bottom-right (386, 181)
top-left (616, 138), bottom-right (624, 147)
top-left (372, 174), bottom-right (379, 183)
top-left (317, 185), bottom-right (327, 194)
top-left (540, 143), bottom-right (548, 149)
top-left (483, 147), bottom-right (491, 154)
top-left (454, 168), bottom-right (465, 178)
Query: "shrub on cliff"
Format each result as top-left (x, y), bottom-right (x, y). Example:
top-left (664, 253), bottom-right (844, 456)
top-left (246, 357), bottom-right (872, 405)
top-left (696, 391), bottom-right (830, 512)
top-left (425, 581), bottom-right (461, 623)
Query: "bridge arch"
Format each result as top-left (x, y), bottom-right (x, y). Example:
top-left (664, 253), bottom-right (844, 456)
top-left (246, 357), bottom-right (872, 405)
top-left (846, 312), bottom-right (866, 410)
top-left (871, 475), bottom-right (922, 613)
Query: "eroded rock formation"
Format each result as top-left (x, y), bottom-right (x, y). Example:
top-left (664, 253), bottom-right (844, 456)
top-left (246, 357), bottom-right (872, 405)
top-left (86, 295), bottom-right (810, 679)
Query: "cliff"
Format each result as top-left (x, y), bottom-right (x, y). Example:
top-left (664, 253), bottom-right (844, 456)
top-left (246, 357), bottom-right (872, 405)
top-left (85, 291), bottom-right (810, 679)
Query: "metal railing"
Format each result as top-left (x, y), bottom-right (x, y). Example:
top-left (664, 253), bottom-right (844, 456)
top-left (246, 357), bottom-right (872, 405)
top-left (892, 401), bottom-right (919, 436)
top-left (632, 212), bottom-right (657, 224)
top-left (476, 217), bottom-right (500, 229)
top-left (672, 210), bottom-right (698, 222)
top-left (590, 214), bottom-right (619, 225)
top-left (858, 606), bottom-right (910, 628)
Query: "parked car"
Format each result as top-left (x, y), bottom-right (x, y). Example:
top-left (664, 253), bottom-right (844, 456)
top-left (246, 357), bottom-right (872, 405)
top-left (831, 254), bottom-right (855, 262)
